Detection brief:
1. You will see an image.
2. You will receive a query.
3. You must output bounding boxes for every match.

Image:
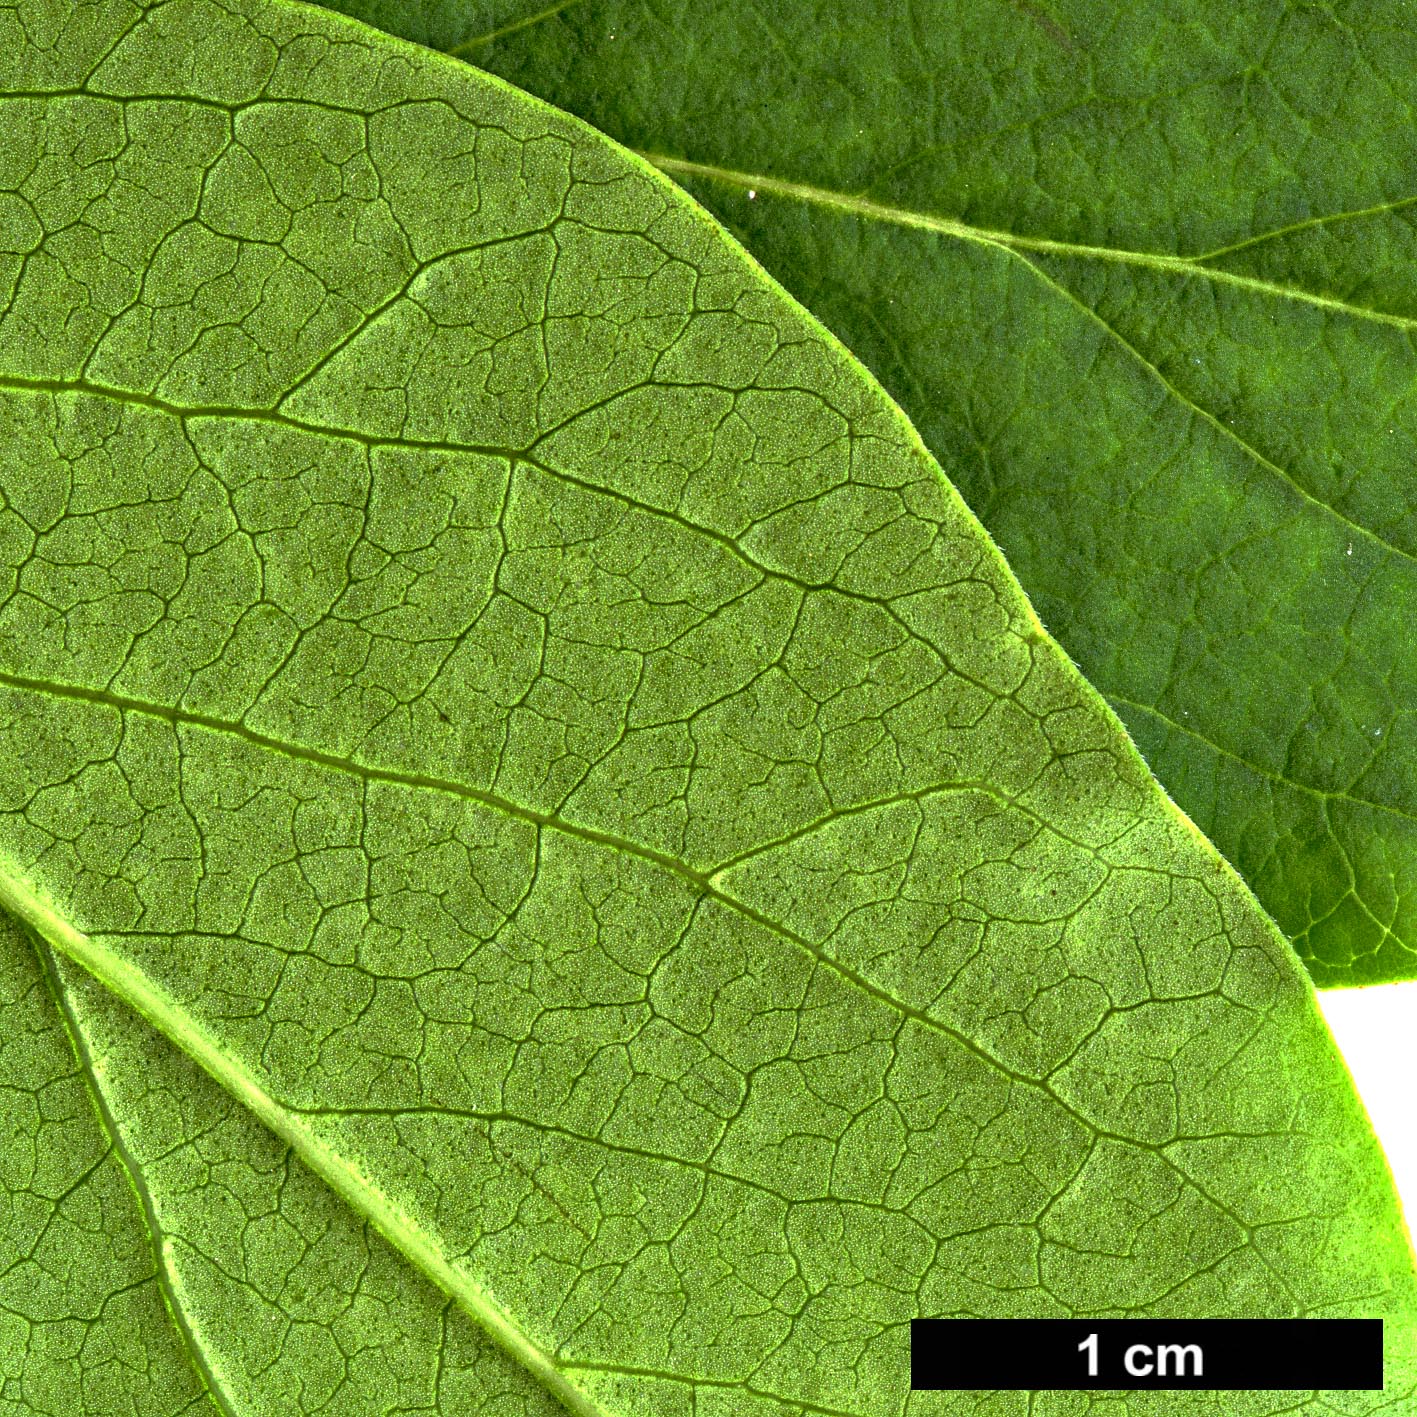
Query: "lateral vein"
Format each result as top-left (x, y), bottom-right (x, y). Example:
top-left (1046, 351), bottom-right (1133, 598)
top-left (0, 666), bottom-right (1129, 1150)
top-left (1108, 692), bottom-right (1417, 828)
top-left (641, 154), bottom-right (1417, 334)
top-left (447, 0), bottom-right (584, 55)
top-left (32, 937), bottom-right (241, 1417)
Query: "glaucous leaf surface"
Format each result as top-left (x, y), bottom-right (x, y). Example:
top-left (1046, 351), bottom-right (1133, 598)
top-left (0, 1), bottom-right (1413, 1413)
top-left (323, 0), bottom-right (1417, 987)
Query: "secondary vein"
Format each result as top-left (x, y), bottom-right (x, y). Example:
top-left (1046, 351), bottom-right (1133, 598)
top-left (32, 936), bottom-right (242, 1417)
top-left (448, 0), bottom-right (584, 55)
top-left (1107, 692), bottom-right (1417, 828)
top-left (981, 240), bottom-right (1417, 573)
top-left (640, 154), bottom-right (1417, 335)
top-left (0, 665), bottom-right (1089, 1098)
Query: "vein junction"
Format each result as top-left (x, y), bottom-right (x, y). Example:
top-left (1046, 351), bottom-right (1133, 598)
top-left (0, 19), bottom-right (1410, 1407)
top-left (642, 154), bottom-right (1417, 333)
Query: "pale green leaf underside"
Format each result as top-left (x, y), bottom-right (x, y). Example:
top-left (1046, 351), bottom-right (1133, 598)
top-left (323, 0), bottom-right (1417, 987)
top-left (0, 909), bottom-right (563, 1415)
top-left (0, 1), bottom-right (1413, 1414)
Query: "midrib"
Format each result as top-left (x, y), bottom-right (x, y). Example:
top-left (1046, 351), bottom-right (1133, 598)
top-left (640, 154), bottom-right (1417, 334)
top-left (0, 860), bottom-right (606, 1417)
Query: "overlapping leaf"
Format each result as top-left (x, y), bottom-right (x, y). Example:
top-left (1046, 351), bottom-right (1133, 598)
top-left (0, 1), bottom-right (1413, 1413)
top-left (324, 0), bottom-right (1417, 986)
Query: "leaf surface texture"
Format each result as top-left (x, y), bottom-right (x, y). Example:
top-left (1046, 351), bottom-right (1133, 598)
top-left (321, 0), bottom-right (1417, 986)
top-left (0, 1), bottom-right (1413, 1413)
top-left (0, 910), bottom-right (563, 1414)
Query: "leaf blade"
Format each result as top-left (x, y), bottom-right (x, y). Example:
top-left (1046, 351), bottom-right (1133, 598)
top-left (321, 0), bottom-right (1417, 985)
top-left (0, 909), bottom-right (223, 1416)
top-left (0, 853), bottom-right (600, 1417)
top-left (0, 2), bottom-right (1413, 1412)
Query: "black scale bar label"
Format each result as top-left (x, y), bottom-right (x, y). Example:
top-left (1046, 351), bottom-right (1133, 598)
top-left (910, 1318), bottom-right (1382, 1390)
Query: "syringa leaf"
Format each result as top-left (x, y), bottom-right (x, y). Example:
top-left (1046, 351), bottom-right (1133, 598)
top-left (0, 2), bottom-right (1411, 1413)
top-left (326, 0), bottom-right (1417, 987)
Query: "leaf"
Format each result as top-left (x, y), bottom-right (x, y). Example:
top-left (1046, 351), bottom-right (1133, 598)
top-left (0, 914), bottom-right (218, 1416)
top-left (316, 0), bottom-right (1417, 987)
top-left (0, 909), bottom-right (561, 1414)
top-left (0, 1), bottom-right (1412, 1413)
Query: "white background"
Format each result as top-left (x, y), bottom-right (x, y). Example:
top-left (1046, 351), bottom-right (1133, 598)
top-left (1318, 982), bottom-right (1417, 1241)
